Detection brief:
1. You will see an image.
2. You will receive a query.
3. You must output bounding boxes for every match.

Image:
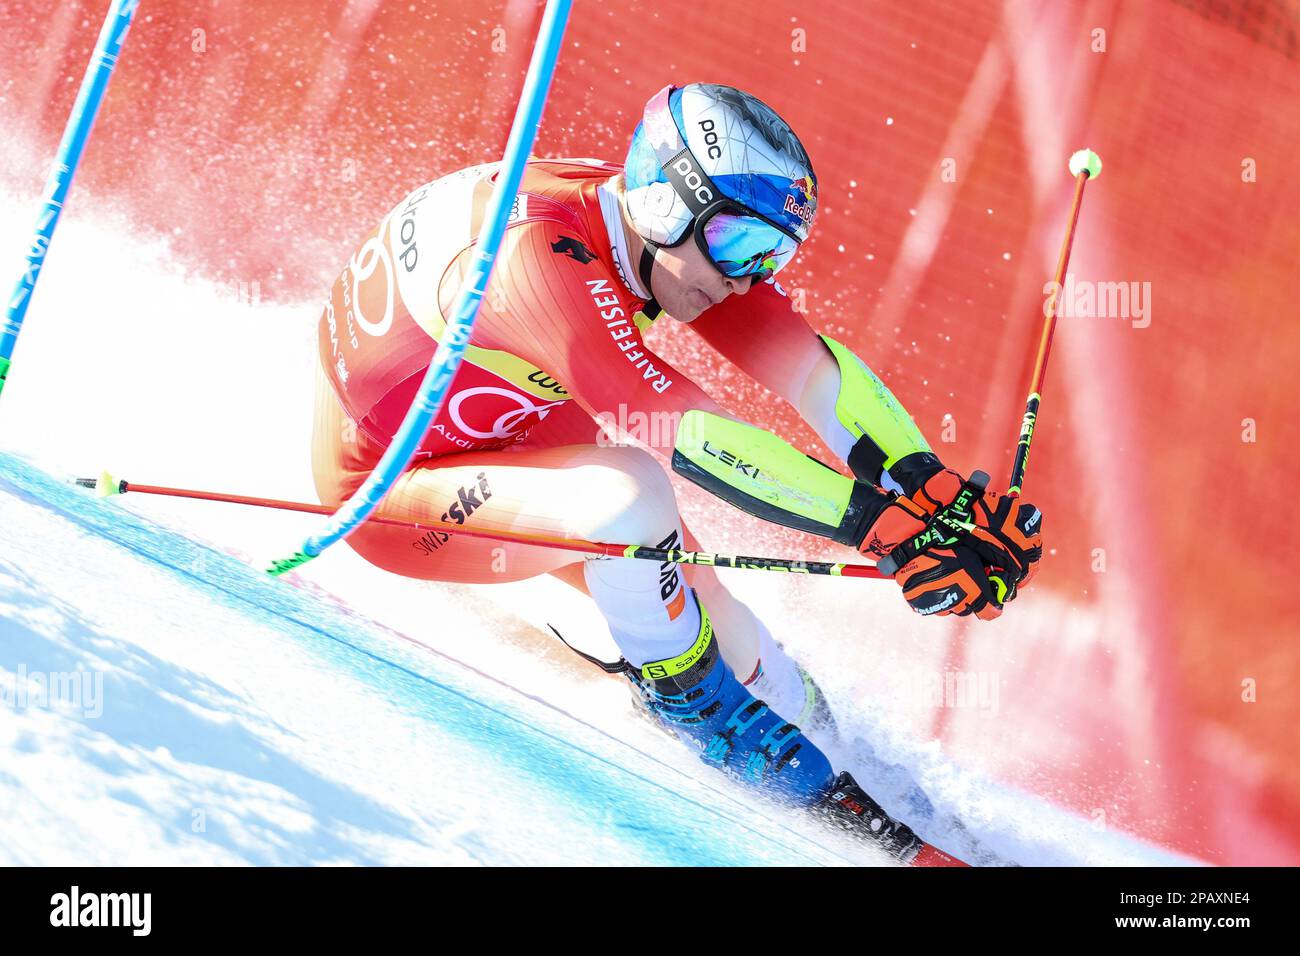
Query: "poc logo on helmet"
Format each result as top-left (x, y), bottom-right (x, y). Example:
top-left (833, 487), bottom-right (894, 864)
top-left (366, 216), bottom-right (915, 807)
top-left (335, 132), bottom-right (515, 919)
top-left (671, 157), bottom-right (713, 205)
top-left (697, 118), bottom-right (723, 160)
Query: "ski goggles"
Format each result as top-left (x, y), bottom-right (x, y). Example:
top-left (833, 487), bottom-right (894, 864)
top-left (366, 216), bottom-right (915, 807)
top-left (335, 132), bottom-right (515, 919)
top-left (695, 205), bottom-right (801, 280)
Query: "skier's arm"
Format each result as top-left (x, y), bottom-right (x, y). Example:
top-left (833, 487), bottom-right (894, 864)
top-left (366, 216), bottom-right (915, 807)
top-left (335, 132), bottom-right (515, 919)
top-left (479, 222), bottom-right (1040, 618)
top-left (475, 221), bottom-right (893, 544)
top-left (691, 281), bottom-right (943, 494)
top-left (669, 407), bottom-right (888, 548)
top-left (691, 281), bottom-right (1044, 619)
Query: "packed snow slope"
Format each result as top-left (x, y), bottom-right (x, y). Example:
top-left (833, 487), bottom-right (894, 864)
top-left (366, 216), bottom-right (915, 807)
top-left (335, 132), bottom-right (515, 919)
top-left (2, 453), bottom-right (862, 866)
top-left (0, 453), bottom-right (1191, 866)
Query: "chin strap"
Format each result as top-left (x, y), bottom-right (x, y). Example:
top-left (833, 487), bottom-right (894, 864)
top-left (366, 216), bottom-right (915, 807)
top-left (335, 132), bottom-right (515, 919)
top-left (635, 242), bottom-right (665, 319)
top-left (639, 242), bottom-right (659, 302)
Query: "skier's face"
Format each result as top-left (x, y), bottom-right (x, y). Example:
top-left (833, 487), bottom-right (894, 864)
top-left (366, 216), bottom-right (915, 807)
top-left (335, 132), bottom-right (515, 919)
top-left (651, 234), bottom-right (754, 323)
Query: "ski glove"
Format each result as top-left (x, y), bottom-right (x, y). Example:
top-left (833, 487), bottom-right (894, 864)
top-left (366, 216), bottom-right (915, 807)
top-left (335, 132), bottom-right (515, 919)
top-left (856, 469), bottom-right (1043, 619)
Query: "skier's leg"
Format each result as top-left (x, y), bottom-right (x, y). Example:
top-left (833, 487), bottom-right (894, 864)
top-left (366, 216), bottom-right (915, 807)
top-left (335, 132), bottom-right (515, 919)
top-left (547, 510), bottom-right (817, 726)
top-left (543, 448), bottom-right (840, 805)
top-left (316, 412), bottom-right (834, 802)
top-left (675, 525), bottom-right (760, 679)
top-left (320, 442), bottom-right (689, 585)
top-left (314, 368), bottom-right (651, 583)
top-left (513, 399), bottom-right (775, 675)
top-left (383, 448), bottom-right (837, 804)
top-left (676, 525), bottom-right (832, 734)
top-left (547, 524), bottom-right (833, 742)
top-left (314, 380), bottom-right (918, 842)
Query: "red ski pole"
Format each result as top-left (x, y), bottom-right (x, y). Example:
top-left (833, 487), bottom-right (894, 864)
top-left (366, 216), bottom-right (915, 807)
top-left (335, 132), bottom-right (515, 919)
top-left (74, 472), bottom-right (885, 579)
top-left (1007, 148), bottom-right (1102, 498)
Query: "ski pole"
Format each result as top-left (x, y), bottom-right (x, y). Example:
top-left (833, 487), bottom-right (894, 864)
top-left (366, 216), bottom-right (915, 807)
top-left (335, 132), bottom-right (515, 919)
top-left (1007, 148), bottom-right (1102, 498)
top-left (73, 473), bottom-right (886, 579)
top-left (1, 0), bottom-right (139, 404)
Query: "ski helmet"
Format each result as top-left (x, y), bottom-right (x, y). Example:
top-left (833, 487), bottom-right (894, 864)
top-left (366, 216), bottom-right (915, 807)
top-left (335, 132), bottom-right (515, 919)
top-left (624, 83), bottom-right (817, 288)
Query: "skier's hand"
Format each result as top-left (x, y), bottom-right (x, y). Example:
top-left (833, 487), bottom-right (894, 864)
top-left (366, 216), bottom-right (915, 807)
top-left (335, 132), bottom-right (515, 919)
top-left (856, 469), bottom-right (1043, 619)
top-left (963, 489), bottom-right (1044, 602)
top-left (893, 543), bottom-right (1011, 619)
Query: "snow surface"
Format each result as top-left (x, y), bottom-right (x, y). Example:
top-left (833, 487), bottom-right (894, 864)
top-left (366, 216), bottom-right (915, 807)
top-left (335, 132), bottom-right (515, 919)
top-left (0, 191), bottom-right (1192, 866)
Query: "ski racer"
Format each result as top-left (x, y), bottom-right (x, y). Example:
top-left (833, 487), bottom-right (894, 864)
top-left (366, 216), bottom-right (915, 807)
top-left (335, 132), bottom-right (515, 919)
top-left (312, 82), bottom-right (1044, 862)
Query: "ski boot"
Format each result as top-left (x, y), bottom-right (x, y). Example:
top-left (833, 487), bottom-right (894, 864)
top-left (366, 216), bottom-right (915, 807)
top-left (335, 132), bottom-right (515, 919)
top-left (628, 626), bottom-right (838, 743)
top-left (745, 627), bottom-right (839, 740)
top-left (620, 597), bottom-right (962, 863)
top-left (627, 597), bottom-right (836, 804)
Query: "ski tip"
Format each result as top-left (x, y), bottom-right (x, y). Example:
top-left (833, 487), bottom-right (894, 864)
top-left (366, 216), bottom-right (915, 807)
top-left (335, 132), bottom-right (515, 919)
top-left (910, 844), bottom-right (970, 867)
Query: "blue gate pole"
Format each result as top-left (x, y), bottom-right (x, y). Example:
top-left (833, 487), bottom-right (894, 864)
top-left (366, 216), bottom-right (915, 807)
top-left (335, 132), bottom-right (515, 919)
top-left (268, 0), bottom-right (573, 575)
top-left (1, 0), bottom-right (139, 402)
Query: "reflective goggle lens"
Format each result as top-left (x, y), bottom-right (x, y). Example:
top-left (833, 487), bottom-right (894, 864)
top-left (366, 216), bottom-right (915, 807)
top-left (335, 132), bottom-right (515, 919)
top-left (701, 211), bottom-right (800, 279)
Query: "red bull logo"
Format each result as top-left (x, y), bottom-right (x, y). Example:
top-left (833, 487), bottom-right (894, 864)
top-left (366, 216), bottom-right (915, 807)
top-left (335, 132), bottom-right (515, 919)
top-left (783, 174), bottom-right (816, 226)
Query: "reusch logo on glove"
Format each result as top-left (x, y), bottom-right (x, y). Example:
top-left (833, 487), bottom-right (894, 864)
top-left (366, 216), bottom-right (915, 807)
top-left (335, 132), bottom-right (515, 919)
top-left (916, 586), bottom-right (964, 616)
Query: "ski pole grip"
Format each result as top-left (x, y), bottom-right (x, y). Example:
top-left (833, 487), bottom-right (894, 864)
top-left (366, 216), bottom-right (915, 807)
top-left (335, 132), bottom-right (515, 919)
top-left (1007, 393), bottom-right (1041, 498)
top-left (876, 549), bottom-right (903, 578)
top-left (876, 470), bottom-right (990, 577)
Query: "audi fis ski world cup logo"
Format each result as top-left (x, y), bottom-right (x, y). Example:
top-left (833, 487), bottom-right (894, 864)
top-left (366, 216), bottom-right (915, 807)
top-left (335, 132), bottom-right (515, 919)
top-left (424, 360), bottom-right (570, 451)
top-left (447, 386), bottom-right (565, 441)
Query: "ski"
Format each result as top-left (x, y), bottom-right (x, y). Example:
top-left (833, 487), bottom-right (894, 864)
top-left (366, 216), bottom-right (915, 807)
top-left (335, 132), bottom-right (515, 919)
top-left (819, 771), bottom-right (969, 866)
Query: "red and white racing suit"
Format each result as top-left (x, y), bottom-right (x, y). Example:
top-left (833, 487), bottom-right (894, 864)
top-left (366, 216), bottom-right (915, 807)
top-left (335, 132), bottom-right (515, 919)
top-left (313, 159), bottom-right (837, 711)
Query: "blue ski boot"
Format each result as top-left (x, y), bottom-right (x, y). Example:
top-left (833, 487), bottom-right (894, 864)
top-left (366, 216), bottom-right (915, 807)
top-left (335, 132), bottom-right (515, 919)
top-left (627, 596), bottom-right (836, 805)
top-left (554, 595), bottom-right (944, 861)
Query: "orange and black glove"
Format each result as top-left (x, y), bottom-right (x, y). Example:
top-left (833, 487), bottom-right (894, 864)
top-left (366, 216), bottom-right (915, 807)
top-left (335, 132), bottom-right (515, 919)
top-left (856, 468), bottom-right (1043, 619)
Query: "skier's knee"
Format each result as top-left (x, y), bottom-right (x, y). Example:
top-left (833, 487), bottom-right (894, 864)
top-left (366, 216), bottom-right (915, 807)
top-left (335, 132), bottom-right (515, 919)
top-left (573, 445), bottom-right (679, 546)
